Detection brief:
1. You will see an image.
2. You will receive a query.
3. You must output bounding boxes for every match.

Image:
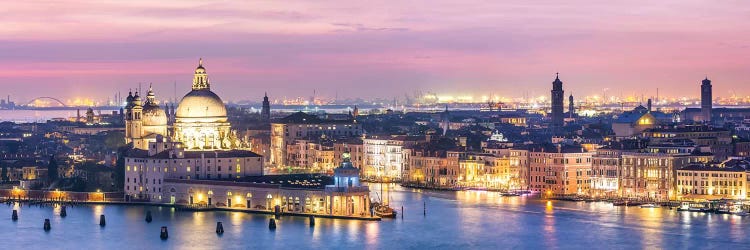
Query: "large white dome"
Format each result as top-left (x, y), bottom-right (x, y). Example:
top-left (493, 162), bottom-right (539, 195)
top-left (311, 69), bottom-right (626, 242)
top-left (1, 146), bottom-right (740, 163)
top-left (175, 89), bottom-right (227, 121)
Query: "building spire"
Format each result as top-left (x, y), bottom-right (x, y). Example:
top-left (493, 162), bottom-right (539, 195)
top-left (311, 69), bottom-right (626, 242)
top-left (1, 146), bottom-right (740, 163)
top-left (192, 58), bottom-right (209, 90)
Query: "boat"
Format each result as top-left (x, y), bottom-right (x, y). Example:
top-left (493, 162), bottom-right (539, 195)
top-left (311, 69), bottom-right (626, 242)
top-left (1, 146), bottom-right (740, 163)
top-left (571, 197), bottom-right (585, 202)
top-left (373, 204), bottom-right (397, 218)
top-left (512, 190), bottom-right (532, 195)
top-left (499, 191), bottom-right (520, 197)
top-left (639, 203), bottom-right (660, 208)
top-left (372, 183), bottom-right (398, 219)
top-left (731, 210), bottom-right (748, 216)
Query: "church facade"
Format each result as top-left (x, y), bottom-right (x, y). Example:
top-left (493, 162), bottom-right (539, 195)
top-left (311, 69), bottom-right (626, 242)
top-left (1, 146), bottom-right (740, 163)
top-left (123, 59), bottom-right (372, 218)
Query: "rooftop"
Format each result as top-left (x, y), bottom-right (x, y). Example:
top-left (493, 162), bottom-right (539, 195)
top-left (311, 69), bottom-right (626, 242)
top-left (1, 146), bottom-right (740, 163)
top-left (166, 174), bottom-right (332, 190)
top-left (678, 164), bottom-right (746, 172)
top-left (125, 148), bottom-right (262, 159)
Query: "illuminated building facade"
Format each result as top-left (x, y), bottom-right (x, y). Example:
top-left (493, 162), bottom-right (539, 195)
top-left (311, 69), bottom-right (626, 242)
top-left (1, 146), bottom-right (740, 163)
top-left (156, 153), bottom-right (371, 217)
top-left (611, 105), bottom-right (658, 138)
top-left (285, 139), bottom-right (336, 172)
top-left (527, 145), bottom-right (593, 195)
top-left (590, 149), bottom-right (624, 197)
top-left (124, 59), bottom-right (260, 201)
top-left (403, 149), bottom-right (459, 187)
top-left (642, 125), bottom-right (732, 160)
top-left (173, 59), bottom-right (235, 150)
top-left (362, 135), bottom-right (426, 181)
top-left (123, 60), bottom-right (371, 217)
top-left (676, 164), bottom-right (746, 200)
top-left (270, 112), bottom-right (362, 167)
top-left (619, 152), bottom-right (713, 200)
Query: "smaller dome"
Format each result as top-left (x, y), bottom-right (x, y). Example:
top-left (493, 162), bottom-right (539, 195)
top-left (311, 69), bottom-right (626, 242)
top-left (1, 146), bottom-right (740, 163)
top-left (143, 103), bottom-right (167, 126)
top-left (132, 92), bottom-right (142, 107)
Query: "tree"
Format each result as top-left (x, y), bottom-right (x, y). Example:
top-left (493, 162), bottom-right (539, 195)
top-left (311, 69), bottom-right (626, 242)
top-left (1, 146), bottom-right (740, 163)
top-left (104, 131), bottom-right (126, 150)
top-left (47, 156), bottom-right (59, 182)
top-left (1, 165), bottom-right (7, 182)
top-left (114, 153), bottom-right (125, 191)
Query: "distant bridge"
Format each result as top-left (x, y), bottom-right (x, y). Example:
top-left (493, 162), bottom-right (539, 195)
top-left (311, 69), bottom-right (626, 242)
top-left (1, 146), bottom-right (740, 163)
top-left (25, 97), bottom-right (68, 107)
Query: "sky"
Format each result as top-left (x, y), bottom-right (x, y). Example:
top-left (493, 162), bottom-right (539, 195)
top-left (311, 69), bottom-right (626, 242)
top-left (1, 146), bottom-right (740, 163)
top-left (0, 0), bottom-right (749, 103)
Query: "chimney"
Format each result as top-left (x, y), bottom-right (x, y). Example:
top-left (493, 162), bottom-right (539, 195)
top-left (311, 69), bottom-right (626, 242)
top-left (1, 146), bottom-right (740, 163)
top-left (647, 99), bottom-right (652, 112)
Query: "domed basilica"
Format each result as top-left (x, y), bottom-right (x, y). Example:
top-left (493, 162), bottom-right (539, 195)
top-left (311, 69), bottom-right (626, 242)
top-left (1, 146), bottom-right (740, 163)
top-left (125, 59), bottom-right (239, 150)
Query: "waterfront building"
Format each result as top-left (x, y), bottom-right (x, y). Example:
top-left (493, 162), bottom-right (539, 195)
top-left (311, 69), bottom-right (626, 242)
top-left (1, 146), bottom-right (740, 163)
top-left (509, 149), bottom-right (530, 190)
top-left (457, 153), bottom-right (493, 188)
top-left (550, 73), bottom-right (565, 128)
top-left (701, 77), bottom-right (712, 123)
top-left (270, 112), bottom-right (362, 168)
top-left (619, 151), bottom-right (713, 200)
top-left (458, 153), bottom-right (519, 190)
top-left (590, 148), bottom-right (625, 197)
top-left (362, 135), bottom-right (426, 181)
top-left (161, 153), bottom-right (371, 217)
top-left (403, 149), bottom-right (459, 187)
top-left (526, 144), bottom-right (593, 195)
top-left (675, 164), bottom-right (746, 200)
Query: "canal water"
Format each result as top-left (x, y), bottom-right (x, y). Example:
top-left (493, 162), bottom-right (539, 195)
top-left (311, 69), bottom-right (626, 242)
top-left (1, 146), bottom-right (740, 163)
top-left (1, 183), bottom-right (748, 249)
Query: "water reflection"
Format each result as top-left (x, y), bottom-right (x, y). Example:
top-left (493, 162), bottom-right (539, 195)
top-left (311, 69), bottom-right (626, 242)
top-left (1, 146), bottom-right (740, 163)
top-left (1, 185), bottom-right (750, 249)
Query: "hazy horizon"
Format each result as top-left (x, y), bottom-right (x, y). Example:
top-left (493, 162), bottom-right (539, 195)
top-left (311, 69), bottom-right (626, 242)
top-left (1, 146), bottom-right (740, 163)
top-left (1, 1), bottom-right (748, 103)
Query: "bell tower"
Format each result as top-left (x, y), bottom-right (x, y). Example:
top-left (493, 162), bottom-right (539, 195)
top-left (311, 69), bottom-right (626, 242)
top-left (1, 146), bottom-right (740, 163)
top-left (700, 77), bottom-right (712, 123)
top-left (130, 91), bottom-right (145, 149)
top-left (550, 73), bottom-right (564, 128)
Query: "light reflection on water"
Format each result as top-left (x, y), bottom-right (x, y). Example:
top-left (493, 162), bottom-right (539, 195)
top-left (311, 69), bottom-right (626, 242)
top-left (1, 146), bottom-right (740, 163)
top-left (1, 183), bottom-right (749, 249)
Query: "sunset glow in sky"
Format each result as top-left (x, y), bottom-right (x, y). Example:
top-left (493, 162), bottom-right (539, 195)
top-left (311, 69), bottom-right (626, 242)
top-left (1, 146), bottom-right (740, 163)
top-left (1, 0), bottom-right (748, 102)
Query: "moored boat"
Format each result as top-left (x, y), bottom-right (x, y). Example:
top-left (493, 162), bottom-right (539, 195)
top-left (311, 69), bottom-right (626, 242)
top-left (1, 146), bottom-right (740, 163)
top-left (639, 203), bottom-right (660, 208)
top-left (373, 204), bottom-right (397, 218)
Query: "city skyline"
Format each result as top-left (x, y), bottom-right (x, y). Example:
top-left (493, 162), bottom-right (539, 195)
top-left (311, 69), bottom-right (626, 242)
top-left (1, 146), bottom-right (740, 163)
top-left (1, 1), bottom-right (749, 102)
